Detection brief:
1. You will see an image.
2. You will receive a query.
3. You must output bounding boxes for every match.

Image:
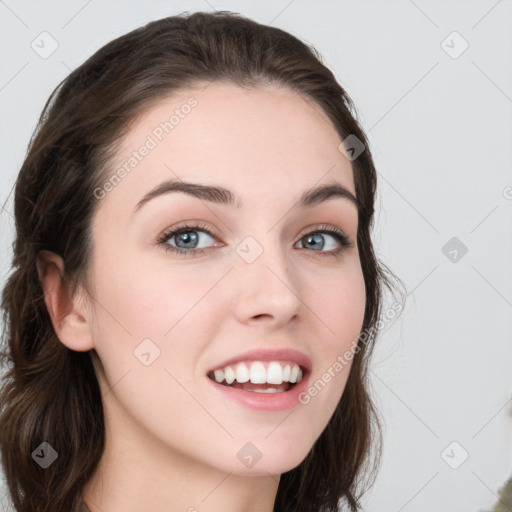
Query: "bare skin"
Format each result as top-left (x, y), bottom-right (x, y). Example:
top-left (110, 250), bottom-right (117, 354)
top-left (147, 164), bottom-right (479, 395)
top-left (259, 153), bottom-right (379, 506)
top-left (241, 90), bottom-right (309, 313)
top-left (37, 82), bottom-right (366, 512)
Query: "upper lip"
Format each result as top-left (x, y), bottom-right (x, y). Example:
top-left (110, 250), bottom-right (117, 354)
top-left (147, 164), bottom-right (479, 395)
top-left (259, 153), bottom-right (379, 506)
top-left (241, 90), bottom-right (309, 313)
top-left (208, 348), bottom-right (312, 374)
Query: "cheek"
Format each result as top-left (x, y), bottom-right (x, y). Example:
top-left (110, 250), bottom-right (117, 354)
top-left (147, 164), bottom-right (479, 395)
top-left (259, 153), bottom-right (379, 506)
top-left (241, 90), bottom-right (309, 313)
top-left (309, 263), bottom-right (366, 355)
top-left (294, 264), bottom-right (365, 428)
top-left (88, 251), bottom-right (227, 388)
top-left (91, 252), bottom-right (217, 341)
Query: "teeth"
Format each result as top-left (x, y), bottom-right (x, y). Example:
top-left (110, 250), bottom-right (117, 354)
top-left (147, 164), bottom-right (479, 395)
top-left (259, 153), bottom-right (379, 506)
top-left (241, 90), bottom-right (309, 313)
top-left (282, 364), bottom-right (291, 381)
top-left (235, 362), bottom-right (250, 383)
top-left (210, 361), bottom-right (304, 386)
top-left (266, 362), bottom-right (283, 385)
top-left (289, 365), bottom-right (300, 384)
top-left (249, 362), bottom-right (267, 384)
top-left (224, 366), bottom-right (236, 385)
top-left (213, 369), bottom-right (225, 383)
top-left (252, 388), bottom-right (280, 393)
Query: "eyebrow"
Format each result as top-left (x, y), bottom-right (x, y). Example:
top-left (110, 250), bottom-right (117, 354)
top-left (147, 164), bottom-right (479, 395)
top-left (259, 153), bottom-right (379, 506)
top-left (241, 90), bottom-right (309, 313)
top-left (133, 179), bottom-right (359, 213)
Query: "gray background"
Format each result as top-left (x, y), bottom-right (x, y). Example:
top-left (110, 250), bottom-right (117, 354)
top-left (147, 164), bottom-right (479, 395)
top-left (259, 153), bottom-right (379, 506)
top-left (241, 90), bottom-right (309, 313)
top-left (1, 1), bottom-right (511, 511)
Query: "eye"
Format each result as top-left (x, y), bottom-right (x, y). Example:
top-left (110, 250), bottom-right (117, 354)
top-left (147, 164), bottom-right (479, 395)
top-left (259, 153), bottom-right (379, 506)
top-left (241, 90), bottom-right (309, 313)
top-left (156, 222), bottom-right (219, 257)
top-left (156, 222), bottom-right (353, 258)
top-left (295, 224), bottom-right (352, 257)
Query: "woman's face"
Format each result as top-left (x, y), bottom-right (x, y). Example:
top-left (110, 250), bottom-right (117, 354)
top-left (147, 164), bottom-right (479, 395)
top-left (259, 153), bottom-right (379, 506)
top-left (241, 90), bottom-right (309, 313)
top-left (85, 82), bottom-right (366, 475)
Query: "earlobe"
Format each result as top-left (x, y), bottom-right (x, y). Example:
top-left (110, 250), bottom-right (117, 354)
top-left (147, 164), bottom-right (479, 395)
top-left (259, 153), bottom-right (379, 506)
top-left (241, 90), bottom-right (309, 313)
top-left (36, 250), bottom-right (95, 352)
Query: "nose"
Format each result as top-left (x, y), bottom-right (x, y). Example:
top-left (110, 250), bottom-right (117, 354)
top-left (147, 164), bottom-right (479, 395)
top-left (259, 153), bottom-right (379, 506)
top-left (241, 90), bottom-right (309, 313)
top-left (231, 240), bottom-right (303, 328)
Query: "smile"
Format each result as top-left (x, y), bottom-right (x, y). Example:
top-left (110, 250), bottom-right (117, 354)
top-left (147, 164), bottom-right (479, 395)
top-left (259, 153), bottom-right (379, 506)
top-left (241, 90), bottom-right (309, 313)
top-left (207, 360), bottom-right (304, 393)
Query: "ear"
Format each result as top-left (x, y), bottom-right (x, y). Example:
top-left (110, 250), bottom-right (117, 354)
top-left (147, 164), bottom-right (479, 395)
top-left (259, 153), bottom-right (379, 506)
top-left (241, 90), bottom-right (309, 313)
top-left (36, 250), bottom-right (95, 352)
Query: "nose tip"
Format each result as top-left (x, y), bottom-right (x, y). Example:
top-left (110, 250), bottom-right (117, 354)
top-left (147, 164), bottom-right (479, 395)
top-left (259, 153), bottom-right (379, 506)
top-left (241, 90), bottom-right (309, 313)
top-left (232, 259), bottom-right (302, 328)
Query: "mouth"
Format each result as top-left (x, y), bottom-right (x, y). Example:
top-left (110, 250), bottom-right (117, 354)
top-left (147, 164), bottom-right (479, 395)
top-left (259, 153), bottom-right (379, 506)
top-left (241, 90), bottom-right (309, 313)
top-left (207, 360), bottom-right (307, 394)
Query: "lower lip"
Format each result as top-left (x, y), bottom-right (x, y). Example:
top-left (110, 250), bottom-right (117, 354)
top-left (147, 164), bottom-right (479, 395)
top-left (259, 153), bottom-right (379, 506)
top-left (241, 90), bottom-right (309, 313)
top-left (206, 371), bottom-right (310, 411)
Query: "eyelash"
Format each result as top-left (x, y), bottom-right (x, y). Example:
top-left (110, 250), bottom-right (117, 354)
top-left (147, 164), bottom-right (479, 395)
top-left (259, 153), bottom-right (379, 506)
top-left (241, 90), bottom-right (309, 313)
top-left (156, 222), bottom-right (353, 258)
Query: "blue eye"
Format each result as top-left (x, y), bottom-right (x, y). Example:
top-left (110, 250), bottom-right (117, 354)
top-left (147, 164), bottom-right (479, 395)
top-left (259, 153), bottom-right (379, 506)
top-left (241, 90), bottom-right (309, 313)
top-left (296, 226), bottom-right (352, 255)
top-left (157, 223), bottom-right (352, 258)
top-left (156, 222), bottom-right (217, 257)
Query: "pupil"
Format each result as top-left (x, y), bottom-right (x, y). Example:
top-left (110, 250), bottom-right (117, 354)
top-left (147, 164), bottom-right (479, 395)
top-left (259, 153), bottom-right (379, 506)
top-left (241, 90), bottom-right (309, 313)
top-left (177, 231), bottom-right (198, 248)
top-left (305, 234), bottom-right (324, 250)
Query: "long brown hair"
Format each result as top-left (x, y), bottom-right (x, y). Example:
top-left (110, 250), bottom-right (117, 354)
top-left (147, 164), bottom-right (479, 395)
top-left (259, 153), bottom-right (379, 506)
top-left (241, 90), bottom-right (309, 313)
top-left (0, 11), bottom-right (402, 512)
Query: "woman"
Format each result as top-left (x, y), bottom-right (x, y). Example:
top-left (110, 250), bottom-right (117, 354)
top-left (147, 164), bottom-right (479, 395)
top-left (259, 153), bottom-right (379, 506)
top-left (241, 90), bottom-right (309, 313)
top-left (0, 11), bottom-right (401, 512)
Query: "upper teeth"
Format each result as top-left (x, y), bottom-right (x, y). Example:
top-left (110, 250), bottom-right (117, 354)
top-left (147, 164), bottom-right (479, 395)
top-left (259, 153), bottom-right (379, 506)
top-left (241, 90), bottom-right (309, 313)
top-left (212, 361), bottom-right (303, 385)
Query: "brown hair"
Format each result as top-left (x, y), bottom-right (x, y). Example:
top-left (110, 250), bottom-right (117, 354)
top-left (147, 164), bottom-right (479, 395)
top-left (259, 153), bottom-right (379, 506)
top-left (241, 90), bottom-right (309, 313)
top-left (0, 11), bottom-right (403, 512)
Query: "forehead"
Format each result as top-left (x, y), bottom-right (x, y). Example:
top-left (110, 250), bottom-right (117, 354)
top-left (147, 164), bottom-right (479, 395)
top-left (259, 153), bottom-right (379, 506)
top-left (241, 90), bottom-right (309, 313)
top-left (100, 82), bottom-right (356, 212)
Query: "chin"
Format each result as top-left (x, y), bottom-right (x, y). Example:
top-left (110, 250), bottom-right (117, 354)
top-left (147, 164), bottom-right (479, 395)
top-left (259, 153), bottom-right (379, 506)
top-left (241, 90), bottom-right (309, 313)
top-left (227, 447), bottom-right (311, 477)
